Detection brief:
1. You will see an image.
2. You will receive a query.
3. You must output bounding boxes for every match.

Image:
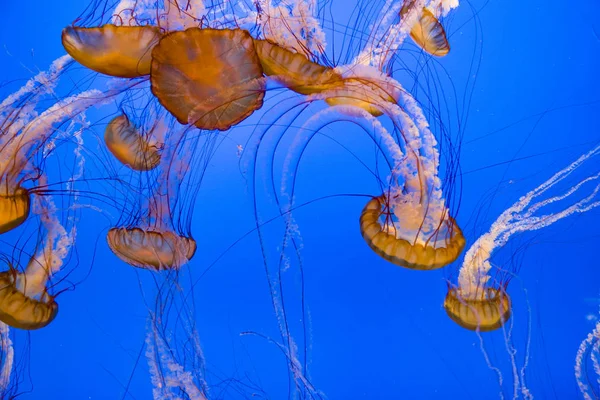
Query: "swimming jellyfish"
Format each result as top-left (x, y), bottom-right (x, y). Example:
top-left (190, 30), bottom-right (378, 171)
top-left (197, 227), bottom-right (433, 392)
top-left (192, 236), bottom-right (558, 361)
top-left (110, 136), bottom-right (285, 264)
top-left (256, 0), bottom-right (465, 270)
top-left (0, 183), bottom-right (77, 330)
top-left (106, 122), bottom-right (197, 271)
top-left (445, 144), bottom-right (600, 331)
top-left (104, 113), bottom-right (162, 171)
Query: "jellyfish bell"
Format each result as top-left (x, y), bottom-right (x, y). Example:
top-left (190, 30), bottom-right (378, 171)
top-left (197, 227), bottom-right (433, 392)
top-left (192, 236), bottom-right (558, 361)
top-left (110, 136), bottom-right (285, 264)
top-left (61, 25), bottom-right (162, 78)
top-left (0, 269), bottom-right (58, 331)
top-left (444, 286), bottom-right (511, 331)
top-left (400, 2), bottom-right (450, 57)
top-left (0, 188), bottom-right (30, 234)
top-left (150, 28), bottom-right (265, 131)
top-left (447, 144), bottom-right (600, 332)
top-left (253, 39), bottom-right (344, 95)
top-left (104, 114), bottom-right (162, 171)
top-left (253, 39), bottom-right (400, 116)
top-left (106, 227), bottom-right (196, 270)
top-left (323, 65), bottom-right (402, 116)
top-left (359, 194), bottom-right (465, 270)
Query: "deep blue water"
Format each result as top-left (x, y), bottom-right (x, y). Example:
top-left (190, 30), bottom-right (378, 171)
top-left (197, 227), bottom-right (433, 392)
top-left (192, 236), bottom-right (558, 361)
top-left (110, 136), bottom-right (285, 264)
top-left (1, 0), bottom-right (600, 399)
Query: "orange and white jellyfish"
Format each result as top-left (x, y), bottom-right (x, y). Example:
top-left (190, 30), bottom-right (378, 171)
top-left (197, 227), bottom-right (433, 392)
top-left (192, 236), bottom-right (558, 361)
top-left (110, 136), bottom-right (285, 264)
top-left (106, 123), bottom-right (197, 271)
top-left (445, 144), bottom-right (600, 332)
top-left (0, 180), bottom-right (77, 330)
top-left (250, 0), bottom-right (464, 270)
top-left (104, 113), bottom-right (162, 171)
top-left (400, 0), bottom-right (452, 56)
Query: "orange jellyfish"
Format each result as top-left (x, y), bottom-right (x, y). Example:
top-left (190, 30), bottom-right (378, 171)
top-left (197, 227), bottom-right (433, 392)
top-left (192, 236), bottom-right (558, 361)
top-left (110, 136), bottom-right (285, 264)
top-left (400, 2), bottom-right (450, 57)
top-left (445, 144), bottom-right (600, 331)
top-left (150, 28), bottom-right (265, 131)
top-left (250, 0), bottom-right (463, 273)
top-left (107, 227), bottom-right (196, 271)
top-left (104, 114), bottom-right (162, 171)
top-left (106, 122), bottom-right (197, 271)
top-left (62, 25), bottom-right (162, 78)
top-left (360, 193), bottom-right (465, 270)
top-left (0, 184), bottom-right (77, 330)
top-left (253, 39), bottom-right (345, 95)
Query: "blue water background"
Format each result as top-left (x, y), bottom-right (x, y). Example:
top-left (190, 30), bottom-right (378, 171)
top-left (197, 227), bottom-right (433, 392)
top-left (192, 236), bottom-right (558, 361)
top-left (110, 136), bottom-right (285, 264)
top-left (1, 0), bottom-right (600, 398)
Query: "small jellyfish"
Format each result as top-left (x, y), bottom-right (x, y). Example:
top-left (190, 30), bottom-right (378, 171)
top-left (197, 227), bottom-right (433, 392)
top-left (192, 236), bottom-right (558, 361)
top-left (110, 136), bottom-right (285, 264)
top-left (107, 227), bottom-right (196, 271)
top-left (104, 114), bottom-right (161, 171)
top-left (106, 121), bottom-right (198, 271)
top-left (253, 38), bottom-right (399, 116)
top-left (0, 268), bottom-right (58, 330)
top-left (62, 25), bottom-right (162, 77)
top-left (150, 28), bottom-right (265, 130)
top-left (400, 3), bottom-right (450, 56)
top-left (444, 286), bottom-right (511, 331)
top-left (0, 186), bottom-right (77, 330)
top-left (446, 144), bottom-right (600, 331)
top-left (253, 39), bottom-right (345, 95)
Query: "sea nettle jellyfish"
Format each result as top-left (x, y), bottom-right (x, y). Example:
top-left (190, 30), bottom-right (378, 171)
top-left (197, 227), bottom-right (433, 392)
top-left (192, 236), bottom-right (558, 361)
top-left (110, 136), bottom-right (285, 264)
top-left (63, 1), bottom-right (267, 131)
top-left (0, 184), bottom-right (77, 330)
top-left (104, 113), bottom-right (162, 171)
top-left (105, 121), bottom-right (198, 271)
top-left (248, 0), bottom-right (464, 271)
top-left (445, 144), bottom-right (600, 332)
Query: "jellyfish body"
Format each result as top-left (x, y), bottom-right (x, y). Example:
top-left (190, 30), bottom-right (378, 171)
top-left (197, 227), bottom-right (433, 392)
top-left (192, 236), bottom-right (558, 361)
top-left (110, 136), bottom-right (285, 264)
top-left (401, 4), bottom-right (450, 57)
top-left (448, 144), bottom-right (600, 331)
top-left (0, 270), bottom-right (58, 330)
top-left (107, 227), bottom-right (196, 270)
top-left (151, 28), bottom-right (265, 130)
top-left (254, 39), bottom-right (344, 95)
top-left (104, 114), bottom-right (161, 171)
top-left (0, 188), bottom-right (30, 234)
top-left (323, 66), bottom-right (402, 116)
top-left (360, 195), bottom-right (465, 270)
top-left (62, 25), bottom-right (162, 77)
top-left (444, 287), bottom-right (511, 332)
top-left (254, 40), bottom-right (399, 116)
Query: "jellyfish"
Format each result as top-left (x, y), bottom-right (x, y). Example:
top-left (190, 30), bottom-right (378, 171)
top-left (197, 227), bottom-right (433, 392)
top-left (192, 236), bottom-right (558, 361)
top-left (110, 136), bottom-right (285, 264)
top-left (445, 144), bottom-right (600, 332)
top-left (0, 177), bottom-right (77, 330)
top-left (400, 1), bottom-right (451, 56)
top-left (150, 27), bottom-right (266, 131)
top-left (62, 25), bottom-right (162, 78)
top-left (249, 0), bottom-right (464, 271)
top-left (104, 113), bottom-right (162, 171)
top-left (106, 120), bottom-right (198, 271)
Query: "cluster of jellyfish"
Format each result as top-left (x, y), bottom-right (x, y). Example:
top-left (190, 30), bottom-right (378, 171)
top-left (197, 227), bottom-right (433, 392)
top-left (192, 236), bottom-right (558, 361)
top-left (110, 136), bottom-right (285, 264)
top-left (0, 0), bottom-right (598, 398)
